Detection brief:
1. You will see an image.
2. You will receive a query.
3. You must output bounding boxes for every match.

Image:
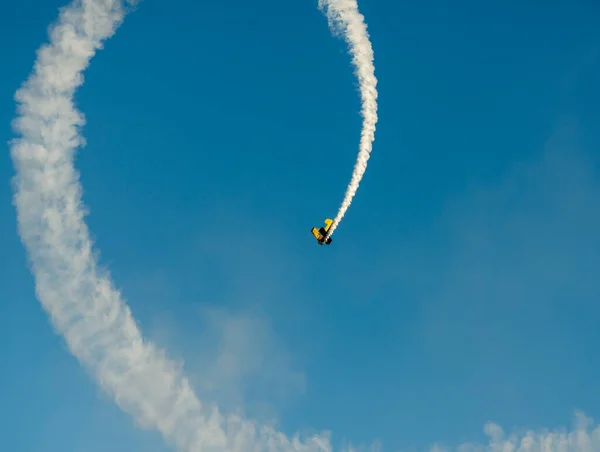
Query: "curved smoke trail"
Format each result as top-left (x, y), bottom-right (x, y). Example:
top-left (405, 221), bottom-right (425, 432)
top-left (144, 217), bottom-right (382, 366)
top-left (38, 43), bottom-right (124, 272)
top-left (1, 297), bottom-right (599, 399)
top-left (9, 0), bottom-right (332, 450)
top-left (8, 4), bottom-right (600, 452)
top-left (318, 0), bottom-right (378, 240)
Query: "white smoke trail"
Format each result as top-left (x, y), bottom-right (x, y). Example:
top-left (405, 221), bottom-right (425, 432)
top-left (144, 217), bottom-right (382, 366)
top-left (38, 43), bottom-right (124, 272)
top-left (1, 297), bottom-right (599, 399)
top-left (9, 0), bottom-right (332, 450)
top-left (10, 2), bottom-right (599, 452)
top-left (436, 412), bottom-right (600, 452)
top-left (318, 0), bottom-right (378, 240)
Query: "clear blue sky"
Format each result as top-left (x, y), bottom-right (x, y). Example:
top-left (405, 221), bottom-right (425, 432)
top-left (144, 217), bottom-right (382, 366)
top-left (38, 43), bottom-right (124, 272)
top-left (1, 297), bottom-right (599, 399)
top-left (2, 0), bottom-right (600, 450)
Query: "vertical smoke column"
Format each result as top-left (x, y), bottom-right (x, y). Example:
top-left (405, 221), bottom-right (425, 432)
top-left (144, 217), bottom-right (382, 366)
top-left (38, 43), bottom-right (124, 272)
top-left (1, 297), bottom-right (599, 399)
top-left (318, 0), bottom-right (378, 240)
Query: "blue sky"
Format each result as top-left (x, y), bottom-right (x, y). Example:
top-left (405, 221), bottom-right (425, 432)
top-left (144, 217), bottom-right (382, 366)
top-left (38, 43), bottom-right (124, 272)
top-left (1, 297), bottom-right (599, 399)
top-left (2, 0), bottom-right (600, 450)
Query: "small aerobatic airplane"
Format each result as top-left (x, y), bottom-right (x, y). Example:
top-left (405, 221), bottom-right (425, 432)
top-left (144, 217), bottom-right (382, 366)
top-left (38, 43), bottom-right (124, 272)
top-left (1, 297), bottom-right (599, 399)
top-left (311, 218), bottom-right (333, 245)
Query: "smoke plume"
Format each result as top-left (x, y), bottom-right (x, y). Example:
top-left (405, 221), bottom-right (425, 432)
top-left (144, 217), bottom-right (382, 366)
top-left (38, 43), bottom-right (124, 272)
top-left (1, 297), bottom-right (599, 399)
top-left (318, 0), bottom-right (379, 239)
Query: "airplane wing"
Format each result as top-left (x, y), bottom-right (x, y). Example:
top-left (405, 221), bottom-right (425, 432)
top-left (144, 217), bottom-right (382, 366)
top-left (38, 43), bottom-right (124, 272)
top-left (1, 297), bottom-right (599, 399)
top-left (311, 227), bottom-right (323, 241)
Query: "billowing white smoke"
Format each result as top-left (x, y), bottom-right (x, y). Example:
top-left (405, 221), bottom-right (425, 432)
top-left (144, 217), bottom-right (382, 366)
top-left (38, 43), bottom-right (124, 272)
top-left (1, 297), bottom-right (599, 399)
top-left (318, 0), bottom-right (378, 240)
top-left (437, 412), bottom-right (600, 452)
top-left (9, 1), bottom-right (600, 452)
top-left (9, 0), bottom-right (332, 450)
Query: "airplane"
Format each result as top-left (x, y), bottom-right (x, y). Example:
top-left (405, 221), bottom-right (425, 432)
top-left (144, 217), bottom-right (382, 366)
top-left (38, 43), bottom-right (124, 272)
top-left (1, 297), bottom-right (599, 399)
top-left (311, 218), bottom-right (333, 245)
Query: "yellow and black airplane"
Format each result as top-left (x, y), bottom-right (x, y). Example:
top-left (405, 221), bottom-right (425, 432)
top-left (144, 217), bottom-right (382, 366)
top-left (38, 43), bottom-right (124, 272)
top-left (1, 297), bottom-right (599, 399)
top-left (311, 219), bottom-right (333, 245)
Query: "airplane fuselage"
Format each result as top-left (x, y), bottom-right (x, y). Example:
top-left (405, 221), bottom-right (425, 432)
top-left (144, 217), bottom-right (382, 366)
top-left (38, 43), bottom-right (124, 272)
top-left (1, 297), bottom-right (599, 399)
top-left (311, 218), bottom-right (333, 245)
top-left (317, 227), bottom-right (332, 245)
